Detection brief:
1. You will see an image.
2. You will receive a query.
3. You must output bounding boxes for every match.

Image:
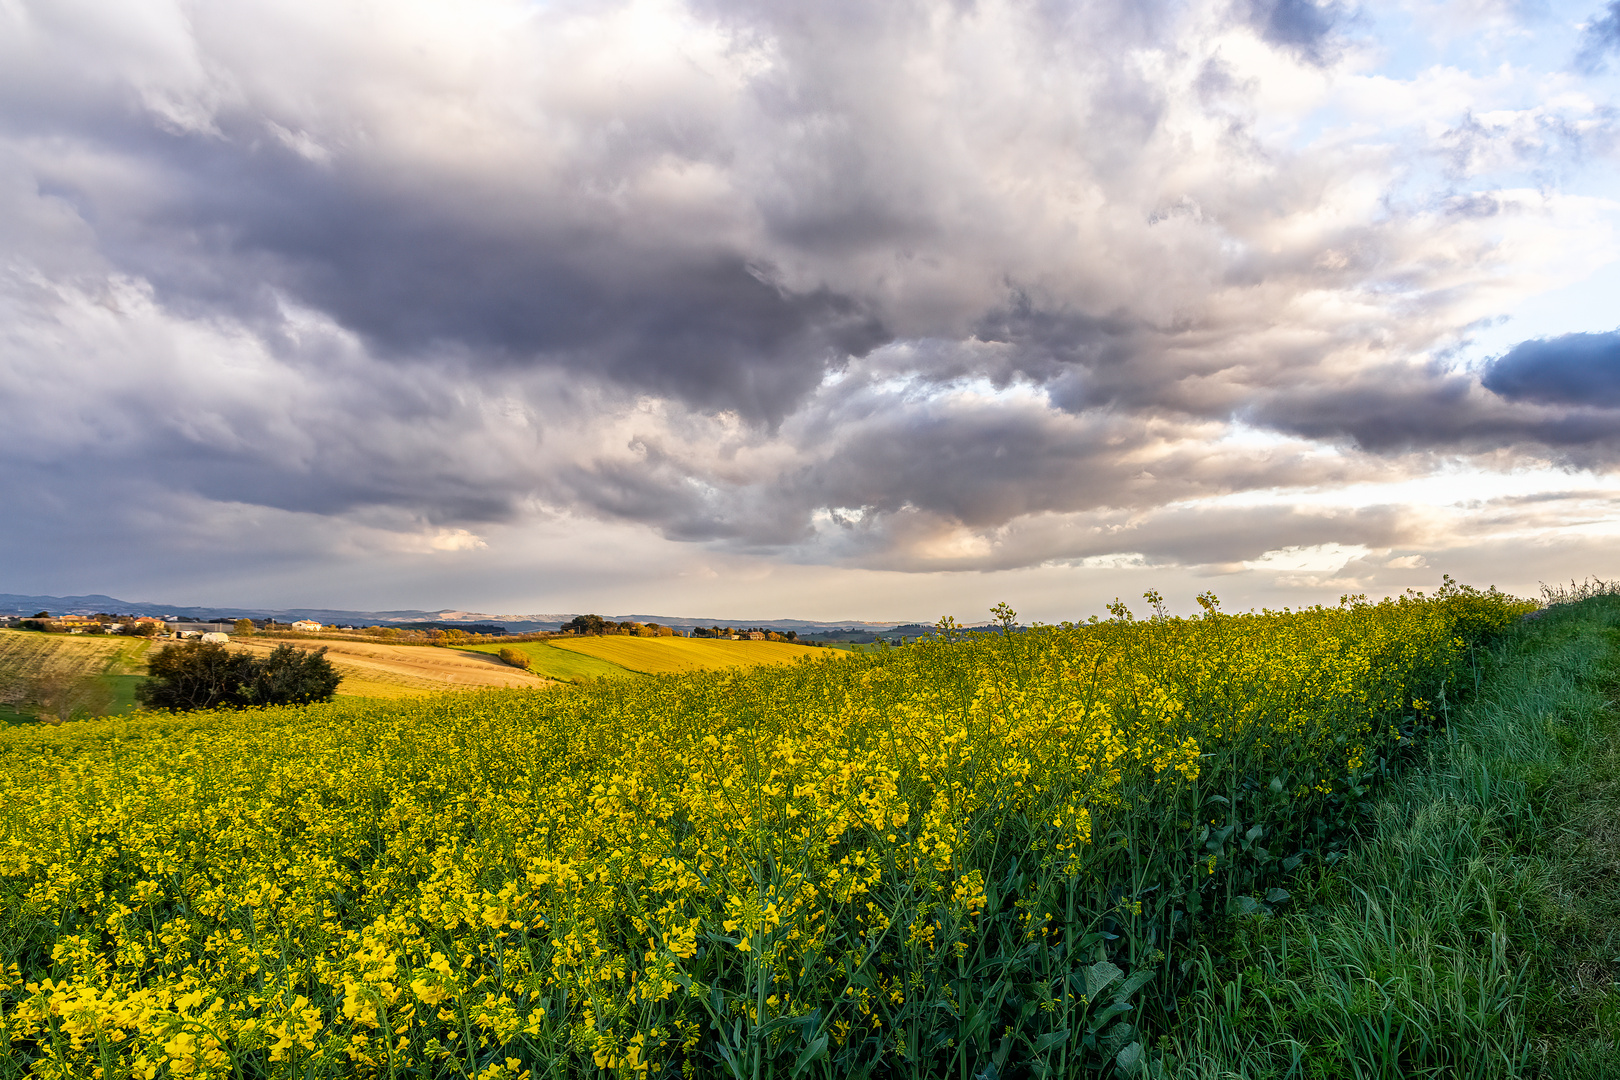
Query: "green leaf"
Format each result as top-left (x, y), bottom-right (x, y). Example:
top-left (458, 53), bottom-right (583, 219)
top-left (1117, 1041), bottom-right (1146, 1076)
top-left (1116, 968), bottom-right (1155, 1000)
top-left (1227, 895), bottom-right (1261, 916)
top-left (1085, 960), bottom-right (1123, 999)
top-left (1087, 1000), bottom-right (1134, 1033)
top-left (789, 1034), bottom-right (828, 1078)
top-left (1245, 824), bottom-right (1264, 843)
top-left (1033, 1028), bottom-right (1070, 1054)
top-left (1265, 887), bottom-right (1291, 904)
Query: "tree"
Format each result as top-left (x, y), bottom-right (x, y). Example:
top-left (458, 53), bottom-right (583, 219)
top-left (233, 618), bottom-right (256, 636)
top-left (242, 644), bottom-right (342, 706)
top-left (138, 641), bottom-right (256, 711)
top-left (563, 614), bottom-right (607, 636)
top-left (137, 641), bottom-right (341, 712)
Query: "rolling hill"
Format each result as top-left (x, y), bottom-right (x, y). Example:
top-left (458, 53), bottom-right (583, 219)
top-left (460, 635), bottom-right (834, 681)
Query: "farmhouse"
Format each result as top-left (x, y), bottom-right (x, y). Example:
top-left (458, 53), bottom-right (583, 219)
top-left (291, 620), bottom-right (323, 632)
top-left (170, 622), bottom-right (233, 637)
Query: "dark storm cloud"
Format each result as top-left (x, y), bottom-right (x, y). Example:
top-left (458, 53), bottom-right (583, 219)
top-left (1482, 330), bottom-right (1620, 407)
top-left (39, 119), bottom-right (891, 425)
top-left (1251, 364), bottom-right (1620, 457)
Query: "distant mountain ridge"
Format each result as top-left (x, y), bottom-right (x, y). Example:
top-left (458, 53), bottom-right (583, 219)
top-left (0, 593), bottom-right (930, 633)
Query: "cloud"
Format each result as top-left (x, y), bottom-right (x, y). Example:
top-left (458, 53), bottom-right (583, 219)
top-left (1240, 0), bottom-right (1349, 64)
top-left (1482, 329), bottom-right (1620, 406)
top-left (0, 0), bottom-right (1617, 608)
top-left (1578, 2), bottom-right (1620, 72)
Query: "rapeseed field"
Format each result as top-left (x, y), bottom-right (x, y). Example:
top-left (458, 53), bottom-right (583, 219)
top-left (0, 584), bottom-right (1530, 1078)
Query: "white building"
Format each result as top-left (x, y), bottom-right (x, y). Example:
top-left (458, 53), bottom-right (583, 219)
top-left (290, 620), bottom-right (323, 632)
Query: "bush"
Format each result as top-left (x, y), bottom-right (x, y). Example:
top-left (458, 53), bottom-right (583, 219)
top-left (137, 641), bottom-right (341, 711)
top-left (497, 647), bottom-right (531, 670)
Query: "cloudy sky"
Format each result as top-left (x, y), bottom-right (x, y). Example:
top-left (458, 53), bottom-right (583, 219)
top-left (3, 0), bottom-right (1619, 621)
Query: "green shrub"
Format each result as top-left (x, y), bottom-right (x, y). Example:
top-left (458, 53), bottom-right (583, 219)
top-left (137, 641), bottom-right (341, 711)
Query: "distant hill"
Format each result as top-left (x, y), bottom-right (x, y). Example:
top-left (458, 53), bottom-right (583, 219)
top-left (0, 593), bottom-right (952, 634)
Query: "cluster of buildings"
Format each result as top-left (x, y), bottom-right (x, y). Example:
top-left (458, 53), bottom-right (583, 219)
top-left (0, 613), bottom-right (325, 639)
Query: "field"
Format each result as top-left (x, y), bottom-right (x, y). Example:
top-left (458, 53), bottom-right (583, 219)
top-left (0, 629), bottom-right (151, 723)
top-left (0, 585), bottom-right (1540, 1079)
top-left (457, 640), bottom-right (642, 682)
top-left (461, 635), bottom-right (833, 680)
top-left (229, 636), bottom-right (548, 698)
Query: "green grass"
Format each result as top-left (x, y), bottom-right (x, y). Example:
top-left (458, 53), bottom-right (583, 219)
top-left (1165, 596), bottom-right (1620, 1079)
top-left (0, 629), bottom-right (152, 721)
top-left (457, 639), bottom-right (642, 682)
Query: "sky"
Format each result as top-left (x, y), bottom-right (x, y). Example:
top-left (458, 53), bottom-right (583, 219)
top-left (3, 0), bottom-right (1620, 622)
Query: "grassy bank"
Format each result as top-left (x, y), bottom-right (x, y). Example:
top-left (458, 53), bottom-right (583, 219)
top-left (1167, 594), bottom-right (1620, 1079)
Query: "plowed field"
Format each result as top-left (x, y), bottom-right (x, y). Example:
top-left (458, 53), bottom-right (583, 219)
top-left (230, 636), bottom-right (548, 698)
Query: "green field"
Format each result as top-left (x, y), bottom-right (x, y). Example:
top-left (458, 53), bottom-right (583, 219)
top-left (461, 635), bottom-right (833, 680)
top-left (0, 628), bottom-right (151, 723)
top-left (458, 639), bottom-right (645, 682)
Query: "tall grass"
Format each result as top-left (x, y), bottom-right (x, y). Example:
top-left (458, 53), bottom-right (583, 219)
top-left (1166, 594), bottom-right (1620, 1079)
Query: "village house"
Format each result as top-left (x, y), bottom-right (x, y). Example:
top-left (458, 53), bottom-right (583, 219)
top-left (170, 622), bottom-right (233, 638)
top-left (291, 620), bottom-right (323, 632)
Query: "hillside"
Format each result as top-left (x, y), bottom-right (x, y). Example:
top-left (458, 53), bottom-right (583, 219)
top-left (0, 592), bottom-right (939, 635)
top-left (0, 628), bottom-right (151, 722)
top-left (229, 636), bottom-right (548, 698)
top-left (461, 634), bottom-right (833, 680)
top-left (457, 639), bottom-right (641, 681)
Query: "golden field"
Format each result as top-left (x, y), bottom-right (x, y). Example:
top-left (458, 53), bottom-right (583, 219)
top-left (229, 637), bottom-right (549, 698)
top-left (538, 635), bottom-right (831, 675)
